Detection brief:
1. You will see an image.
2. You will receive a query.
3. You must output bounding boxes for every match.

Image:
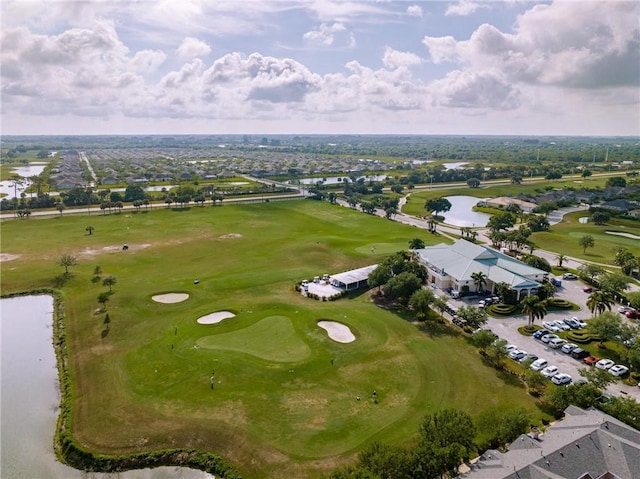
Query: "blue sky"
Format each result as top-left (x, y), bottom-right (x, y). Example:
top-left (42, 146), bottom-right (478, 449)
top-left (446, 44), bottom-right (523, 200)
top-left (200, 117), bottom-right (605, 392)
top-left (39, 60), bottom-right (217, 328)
top-left (1, 1), bottom-right (638, 136)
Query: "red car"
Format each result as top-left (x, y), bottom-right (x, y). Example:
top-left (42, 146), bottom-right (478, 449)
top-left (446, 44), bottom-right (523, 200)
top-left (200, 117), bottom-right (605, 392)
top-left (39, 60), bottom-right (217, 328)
top-left (583, 286), bottom-right (593, 293)
top-left (625, 310), bottom-right (639, 319)
top-left (583, 355), bottom-right (601, 366)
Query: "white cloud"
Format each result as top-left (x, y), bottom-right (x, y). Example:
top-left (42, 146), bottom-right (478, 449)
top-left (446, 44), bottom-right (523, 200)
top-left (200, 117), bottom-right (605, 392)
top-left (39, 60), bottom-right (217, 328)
top-left (424, 2), bottom-right (640, 89)
top-left (445, 1), bottom-right (487, 17)
top-left (422, 35), bottom-right (461, 64)
top-left (177, 37), bottom-right (212, 59)
top-left (303, 23), bottom-right (355, 48)
top-left (382, 47), bottom-right (422, 69)
top-left (130, 50), bottom-right (167, 72)
top-left (430, 69), bottom-right (520, 110)
top-left (406, 5), bottom-right (423, 17)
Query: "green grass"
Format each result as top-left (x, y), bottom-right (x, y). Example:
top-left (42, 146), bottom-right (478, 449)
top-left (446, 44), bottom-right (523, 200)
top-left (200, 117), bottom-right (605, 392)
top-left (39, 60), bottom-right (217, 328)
top-left (1, 200), bottom-right (544, 479)
top-left (531, 211), bottom-right (640, 264)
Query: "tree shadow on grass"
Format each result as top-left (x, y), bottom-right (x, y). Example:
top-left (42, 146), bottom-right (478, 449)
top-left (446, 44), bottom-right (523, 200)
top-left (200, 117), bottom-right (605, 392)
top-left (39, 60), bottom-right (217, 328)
top-left (53, 273), bottom-right (71, 288)
top-left (417, 319), bottom-right (460, 338)
top-left (101, 326), bottom-right (110, 339)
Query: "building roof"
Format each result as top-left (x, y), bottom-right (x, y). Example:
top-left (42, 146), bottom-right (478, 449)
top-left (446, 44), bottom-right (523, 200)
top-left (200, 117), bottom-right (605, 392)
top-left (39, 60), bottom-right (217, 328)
top-left (331, 264), bottom-right (378, 286)
top-left (486, 197), bottom-right (537, 210)
top-left (414, 239), bottom-right (546, 289)
top-left (460, 406), bottom-right (640, 479)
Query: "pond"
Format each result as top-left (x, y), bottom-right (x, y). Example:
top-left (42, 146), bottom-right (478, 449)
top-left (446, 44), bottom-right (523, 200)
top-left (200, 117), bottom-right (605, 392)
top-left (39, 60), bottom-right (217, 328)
top-left (440, 195), bottom-right (491, 227)
top-left (442, 162), bottom-right (468, 170)
top-left (0, 295), bottom-right (213, 479)
top-left (289, 175), bottom-right (388, 185)
top-left (0, 163), bottom-right (48, 199)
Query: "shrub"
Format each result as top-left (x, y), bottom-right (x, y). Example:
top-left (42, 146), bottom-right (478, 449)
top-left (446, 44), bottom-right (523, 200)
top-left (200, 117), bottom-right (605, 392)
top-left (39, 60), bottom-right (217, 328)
top-left (547, 298), bottom-right (574, 309)
top-left (518, 325), bottom-right (540, 336)
top-left (487, 303), bottom-right (518, 316)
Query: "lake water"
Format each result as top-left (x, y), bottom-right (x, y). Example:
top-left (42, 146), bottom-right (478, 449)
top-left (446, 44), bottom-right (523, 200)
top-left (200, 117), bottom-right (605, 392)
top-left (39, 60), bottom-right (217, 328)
top-left (440, 195), bottom-right (491, 227)
top-left (290, 175), bottom-right (387, 185)
top-left (442, 162), bottom-right (468, 170)
top-left (0, 295), bottom-right (213, 479)
top-left (0, 163), bottom-right (48, 199)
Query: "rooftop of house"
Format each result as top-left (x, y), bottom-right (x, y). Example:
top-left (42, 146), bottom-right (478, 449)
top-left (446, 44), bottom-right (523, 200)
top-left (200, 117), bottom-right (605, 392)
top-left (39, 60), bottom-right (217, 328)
top-left (459, 406), bottom-right (640, 479)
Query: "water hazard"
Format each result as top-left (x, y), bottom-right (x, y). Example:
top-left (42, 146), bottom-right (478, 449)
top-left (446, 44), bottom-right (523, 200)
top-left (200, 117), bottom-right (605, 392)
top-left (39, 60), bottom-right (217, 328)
top-left (0, 295), bottom-right (213, 479)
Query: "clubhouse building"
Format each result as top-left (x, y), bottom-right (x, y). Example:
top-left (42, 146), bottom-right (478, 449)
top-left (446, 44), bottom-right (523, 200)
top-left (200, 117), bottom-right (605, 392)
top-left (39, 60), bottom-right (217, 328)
top-left (413, 239), bottom-right (548, 300)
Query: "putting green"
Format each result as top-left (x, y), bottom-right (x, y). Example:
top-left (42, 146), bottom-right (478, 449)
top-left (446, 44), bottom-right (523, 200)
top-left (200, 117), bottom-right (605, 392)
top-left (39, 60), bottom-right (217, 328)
top-left (196, 315), bottom-right (312, 363)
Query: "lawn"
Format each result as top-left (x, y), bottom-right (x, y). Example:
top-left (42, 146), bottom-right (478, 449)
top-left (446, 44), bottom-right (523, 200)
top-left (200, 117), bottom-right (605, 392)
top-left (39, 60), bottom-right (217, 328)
top-left (1, 200), bottom-right (543, 479)
top-left (531, 211), bottom-right (640, 265)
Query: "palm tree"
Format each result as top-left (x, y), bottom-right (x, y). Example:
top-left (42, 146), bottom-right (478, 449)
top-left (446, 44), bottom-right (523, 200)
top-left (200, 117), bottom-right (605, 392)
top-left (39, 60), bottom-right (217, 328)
top-left (85, 225), bottom-right (95, 235)
top-left (587, 290), bottom-right (614, 316)
top-left (102, 275), bottom-right (117, 292)
top-left (471, 271), bottom-right (488, 293)
top-left (556, 253), bottom-right (566, 268)
top-left (521, 295), bottom-right (547, 328)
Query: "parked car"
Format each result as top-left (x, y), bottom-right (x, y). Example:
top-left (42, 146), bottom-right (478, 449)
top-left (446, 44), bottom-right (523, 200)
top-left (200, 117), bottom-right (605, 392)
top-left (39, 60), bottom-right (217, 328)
top-left (549, 338), bottom-right (567, 349)
top-left (571, 347), bottom-right (590, 360)
top-left (626, 310), bottom-right (640, 319)
top-left (563, 318), bottom-right (581, 329)
top-left (561, 343), bottom-right (578, 354)
top-left (542, 321), bottom-right (561, 332)
top-left (553, 320), bottom-right (571, 331)
top-left (541, 334), bottom-right (559, 344)
top-left (509, 350), bottom-right (527, 361)
top-left (572, 317), bottom-right (587, 328)
top-left (563, 273), bottom-right (577, 280)
top-left (618, 306), bottom-right (635, 313)
top-left (583, 355), bottom-right (601, 365)
top-left (533, 329), bottom-right (550, 339)
top-left (530, 358), bottom-right (548, 371)
top-left (551, 373), bottom-right (572, 385)
top-left (506, 344), bottom-right (519, 352)
top-left (595, 359), bottom-right (615, 370)
top-left (583, 286), bottom-right (593, 293)
top-left (609, 365), bottom-right (629, 377)
top-left (541, 365), bottom-right (559, 378)
top-left (520, 353), bottom-right (539, 363)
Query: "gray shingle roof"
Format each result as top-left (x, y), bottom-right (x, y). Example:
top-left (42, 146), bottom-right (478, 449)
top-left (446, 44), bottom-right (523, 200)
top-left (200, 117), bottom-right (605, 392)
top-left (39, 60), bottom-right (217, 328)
top-left (460, 407), bottom-right (640, 479)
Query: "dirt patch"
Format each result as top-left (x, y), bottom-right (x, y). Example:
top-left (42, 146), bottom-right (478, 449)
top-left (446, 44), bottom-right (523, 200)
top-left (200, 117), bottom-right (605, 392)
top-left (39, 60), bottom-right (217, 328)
top-left (79, 243), bottom-right (151, 257)
top-left (197, 311), bottom-right (236, 324)
top-left (317, 320), bottom-right (355, 343)
top-left (152, 293), bottom-right (189, 304)
top-left (220, 233), bottom-right (242, 239)
top-left (0, 253), bottom-right (20, 262)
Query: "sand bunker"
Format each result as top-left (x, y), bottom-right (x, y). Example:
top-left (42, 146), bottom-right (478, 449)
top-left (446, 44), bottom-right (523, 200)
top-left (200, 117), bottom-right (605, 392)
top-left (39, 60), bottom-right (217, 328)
top-left (152, 293), bottom-right (189, 304)
top-left (317, 320), bottom-right (355, 343)
top-left (220, 233), bottom-right (242, 239)
top-left (197, 311), bottom-right (236, 324)
top-left (605, 231), bottom-right (640, 240)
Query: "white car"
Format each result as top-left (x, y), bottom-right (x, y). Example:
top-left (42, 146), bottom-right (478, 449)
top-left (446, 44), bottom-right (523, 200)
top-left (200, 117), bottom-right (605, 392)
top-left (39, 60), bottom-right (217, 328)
top-left (549, 338), bottom-right (567, 349)
top-left (553, 321), bottom-right (571, 331)
top-left (530, 358), bottom-right (548, 371)
top-left (595, 359), bottom-right (615, 370)
top-left (509, 350), bottom-right (527, 361)
top-left (506, 344), bottom-right (519, 352)
top-left (572, 317), bottom-right (587, 328)
top-left (541, 334), bottom-right (559, 344)
top-left (561, 343), bottom-right (578, 354)
top-left (542, 321), bottom-right (561, 332)
top-left (541, 365), bottom-right (559, 378)
top-left (551, 373), bottom-right (572, 385)
top-left (609, 365), bottom-right (629, 377)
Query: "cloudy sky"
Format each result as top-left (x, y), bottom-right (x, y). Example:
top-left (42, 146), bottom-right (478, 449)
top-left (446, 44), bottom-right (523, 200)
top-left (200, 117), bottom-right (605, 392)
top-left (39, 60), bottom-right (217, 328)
top-left (1, 0), bottom-right (639, 136)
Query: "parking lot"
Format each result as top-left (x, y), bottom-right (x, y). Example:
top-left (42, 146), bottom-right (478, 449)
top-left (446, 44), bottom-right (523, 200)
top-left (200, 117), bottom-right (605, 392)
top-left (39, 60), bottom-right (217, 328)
top-left (439, 277), bottom-right (640, 400)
